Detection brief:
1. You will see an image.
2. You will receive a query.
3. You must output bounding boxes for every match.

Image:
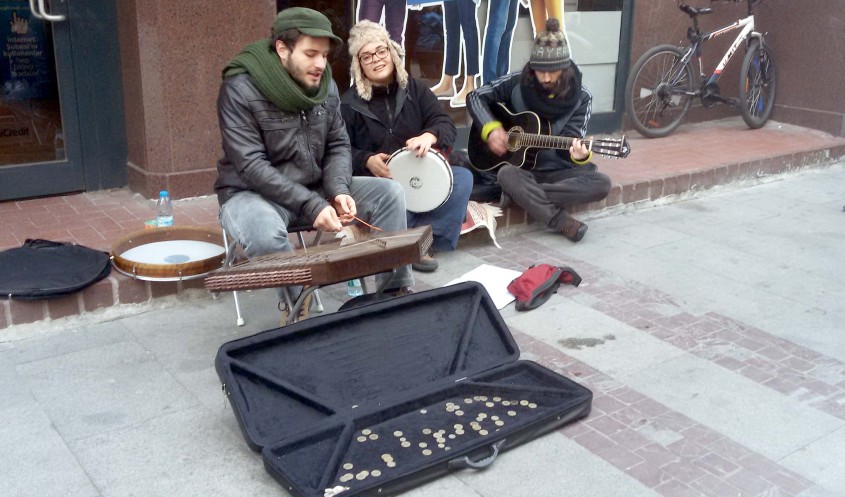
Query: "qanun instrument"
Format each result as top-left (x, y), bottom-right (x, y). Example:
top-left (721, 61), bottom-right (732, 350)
top-left (204, 225), bottom-right (432, 292)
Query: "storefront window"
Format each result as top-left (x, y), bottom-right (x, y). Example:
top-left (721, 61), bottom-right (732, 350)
top-left (394, 0), bottom-right (625, 118)
top-left (277, 0), bottom-right (626, 125)
top-left (562, 0), bottom-right (624, 112)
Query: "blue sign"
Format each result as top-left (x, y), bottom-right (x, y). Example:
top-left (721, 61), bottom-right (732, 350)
top-left (0, 1), bottom-right (57, 101)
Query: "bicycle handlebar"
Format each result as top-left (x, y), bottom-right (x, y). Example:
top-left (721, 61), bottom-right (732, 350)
top-left (709, 0), bottom-right (762, 5)
top-left (708, 0), bottom-right (761, 15)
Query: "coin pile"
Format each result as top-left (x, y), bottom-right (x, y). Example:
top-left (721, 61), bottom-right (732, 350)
top-left (329, 393), bottom-right (542, 493)
top-left (336, 460), bottom-right (384, 484)
top-left (355, 428), bottom-right (379, 443)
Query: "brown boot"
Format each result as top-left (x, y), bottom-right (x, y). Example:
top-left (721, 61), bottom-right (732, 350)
top-left (560, 216), bottom-right (588, 242)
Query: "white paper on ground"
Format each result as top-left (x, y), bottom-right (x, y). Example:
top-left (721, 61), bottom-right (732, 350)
top-left (445, 263), bottom-right (522, 309)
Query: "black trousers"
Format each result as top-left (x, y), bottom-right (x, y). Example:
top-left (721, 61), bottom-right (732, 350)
top-left (497, 163), bottom-right (612, 230)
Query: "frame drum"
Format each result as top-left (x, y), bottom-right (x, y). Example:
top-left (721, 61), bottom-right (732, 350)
top-left (111, 226), bottom-right (226, 281)
top-left (387, 148), bottom-right (454, 213)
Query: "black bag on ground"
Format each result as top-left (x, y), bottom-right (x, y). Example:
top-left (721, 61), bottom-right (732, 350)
top-left (215, 282), bottom-right (592, 497)
top-left (0, 239), bottom-right (111, 299)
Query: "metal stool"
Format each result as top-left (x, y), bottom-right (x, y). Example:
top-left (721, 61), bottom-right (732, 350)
top-left (220, 224), bottom-right (325, 326)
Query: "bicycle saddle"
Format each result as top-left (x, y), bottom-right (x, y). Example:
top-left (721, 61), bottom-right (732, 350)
top-left (680, 5), bottom-right (713, 16)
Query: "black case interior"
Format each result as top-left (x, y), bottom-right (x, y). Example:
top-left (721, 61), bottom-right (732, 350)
top-left (216, 282), bottom-right (592, 497)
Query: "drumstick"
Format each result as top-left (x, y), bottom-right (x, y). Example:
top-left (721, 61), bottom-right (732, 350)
top-left (352, 215), bottom-right (383, 232)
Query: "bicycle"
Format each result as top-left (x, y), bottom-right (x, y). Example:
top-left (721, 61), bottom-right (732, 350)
top-left (625, 0), bottom-right (776, 138)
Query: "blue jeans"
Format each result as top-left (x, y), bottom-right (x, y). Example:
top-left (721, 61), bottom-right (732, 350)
top-left (220, 177), bottom-right (414, 295)
top-left (442, 0), bottom-right (479, 76)
top-left (407, 166), bottom-right (473, 251)
top-left (482, 0), bottom-right (519, 84)
top-left (357, 0), bottom-right (408, 45)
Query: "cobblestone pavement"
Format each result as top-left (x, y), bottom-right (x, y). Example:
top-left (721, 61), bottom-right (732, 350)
top-left (1, 163), bottom-right (844, 497)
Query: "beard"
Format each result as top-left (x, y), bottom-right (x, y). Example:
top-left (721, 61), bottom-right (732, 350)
top-left (531, 75), bottom-right (570, 100)
top-left (522, 66), bottom-right (573, 101)
top-left (282, 58), bottom-right (321, 95)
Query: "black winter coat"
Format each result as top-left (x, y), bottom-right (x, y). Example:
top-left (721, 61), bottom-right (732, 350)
top-left (340, 78), bottom-right (456, 176)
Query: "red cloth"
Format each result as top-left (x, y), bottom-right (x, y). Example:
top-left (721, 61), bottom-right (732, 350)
top-left (507, 264), bottom-right (582, 311)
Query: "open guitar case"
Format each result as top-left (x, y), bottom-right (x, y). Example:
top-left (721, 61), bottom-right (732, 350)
top-left (216, 281), bottom-right (592, 497)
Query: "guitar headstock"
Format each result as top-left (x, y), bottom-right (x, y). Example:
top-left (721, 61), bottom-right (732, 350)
top-left (589, 135), bottom-right (631, 159)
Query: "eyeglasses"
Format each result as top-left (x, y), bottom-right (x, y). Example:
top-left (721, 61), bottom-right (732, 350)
top-left (359, 46), bottom-right (390, 65)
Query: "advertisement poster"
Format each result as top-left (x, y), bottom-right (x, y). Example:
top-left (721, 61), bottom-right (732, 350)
top-left (0, 0), bottom-right (57, 101)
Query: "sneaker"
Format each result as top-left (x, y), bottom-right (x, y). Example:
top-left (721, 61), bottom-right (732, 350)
top-left (449, 94), bottom-right (467, 108)
top-left (560, 217), bottom-right (588, 242)
top-left (412, 254), bottom-right (439, 272)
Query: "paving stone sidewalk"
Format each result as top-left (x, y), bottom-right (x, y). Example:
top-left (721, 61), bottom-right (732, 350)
top-left (2, 162), bottom-right (844, 497)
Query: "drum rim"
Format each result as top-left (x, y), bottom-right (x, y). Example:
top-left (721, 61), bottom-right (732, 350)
top-left (387, 148), bottom-right (454, 213)
top-left (111, 226), bottom-right (225, 281)
top-left (386, 147), bottom-right (450, 163)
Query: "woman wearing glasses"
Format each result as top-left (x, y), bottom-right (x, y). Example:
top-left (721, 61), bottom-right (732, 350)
top-left (341, 20), bottom-right (473, 273)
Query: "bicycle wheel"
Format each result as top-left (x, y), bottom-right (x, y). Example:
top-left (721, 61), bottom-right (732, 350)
top-left (739, 40), bottom-right (776, 129)
top-left (625, 44), bottom-right (695, 138)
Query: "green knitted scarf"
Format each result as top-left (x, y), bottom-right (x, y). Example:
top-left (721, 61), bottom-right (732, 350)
top-left (222, 40), bottom-right (332, 112)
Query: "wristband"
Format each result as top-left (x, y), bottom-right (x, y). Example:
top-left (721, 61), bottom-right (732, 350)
top-left (481, 121), bottom-right (503, 142)
top-left (572, 150), bottom-right (592, 165)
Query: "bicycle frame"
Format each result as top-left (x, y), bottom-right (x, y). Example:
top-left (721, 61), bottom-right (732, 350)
top-left (701, 14), bottom-right (756, 85)
top-left (671, 7), bottom-right (762, 93)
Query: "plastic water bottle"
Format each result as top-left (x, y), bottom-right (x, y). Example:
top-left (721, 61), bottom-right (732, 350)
top-left (347, 279), bottom-right (363, 297)
top-left (156, 190), bottom-right (174, 227)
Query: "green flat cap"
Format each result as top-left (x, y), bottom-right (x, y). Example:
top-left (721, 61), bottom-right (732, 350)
top-left (272, 7), bottom-right (342, 44)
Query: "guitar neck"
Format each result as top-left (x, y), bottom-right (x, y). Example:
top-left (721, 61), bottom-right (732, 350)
top-left (468, 105), bottom-right (630, 171)
top-left (510, 131), bottom-right (586, 152)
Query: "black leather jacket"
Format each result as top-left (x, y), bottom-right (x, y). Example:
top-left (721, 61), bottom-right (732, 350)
top-left (214, 74), bottom-right (352, 225)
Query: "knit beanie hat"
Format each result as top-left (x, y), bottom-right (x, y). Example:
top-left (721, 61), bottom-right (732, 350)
top-left (529, 18), bottom-right (571, 72)
top-left (347, 20), bottom-right (408, 101)
top-left (272, 7), bottom-right (342, 45)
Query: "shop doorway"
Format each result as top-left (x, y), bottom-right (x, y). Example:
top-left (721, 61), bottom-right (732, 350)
top-left (0, 0), bottom-right (126, 201)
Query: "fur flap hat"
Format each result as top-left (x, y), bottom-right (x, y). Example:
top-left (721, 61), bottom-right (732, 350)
top-left (529, 18), bottom-right (571, 72)
top-left (348, 20), bottom-right (408, 101)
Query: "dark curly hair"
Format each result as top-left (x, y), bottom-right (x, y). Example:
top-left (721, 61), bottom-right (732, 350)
top-left (522, 65), bottom-right (577, 101)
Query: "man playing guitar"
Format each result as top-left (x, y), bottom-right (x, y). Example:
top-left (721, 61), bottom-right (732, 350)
top-left (467, 18), bottom-right (612, 242)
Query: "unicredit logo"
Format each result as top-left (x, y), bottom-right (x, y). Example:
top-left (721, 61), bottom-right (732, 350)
top-left (0, 127), bottom-right (29, 137)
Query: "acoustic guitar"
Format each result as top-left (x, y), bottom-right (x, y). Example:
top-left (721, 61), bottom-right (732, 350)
top-left (468, 102), bottom-right (631, 172)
